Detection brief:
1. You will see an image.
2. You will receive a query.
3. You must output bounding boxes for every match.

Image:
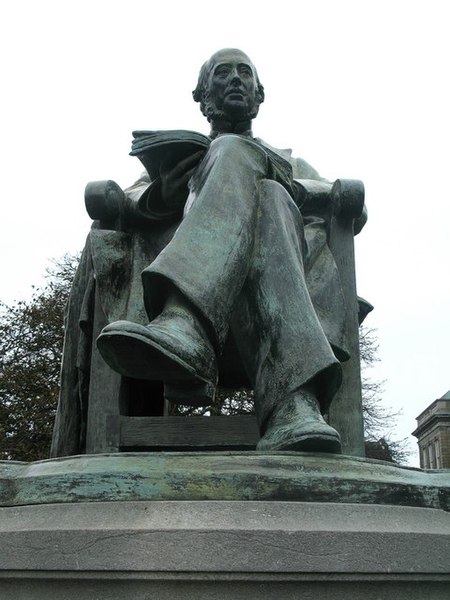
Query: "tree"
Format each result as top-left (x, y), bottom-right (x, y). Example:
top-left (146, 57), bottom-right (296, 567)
top-left (359, 326), bottom-right (411, 463)
top-left (364, 437), bottom-right (411, 463)
top-left (0, 255), bottom-right (78, 461)
top-left (1, 255), bottom-right (410, 463)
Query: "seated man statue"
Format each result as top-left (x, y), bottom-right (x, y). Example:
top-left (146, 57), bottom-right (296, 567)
top-left (96, 48), bottom-right (358, 454)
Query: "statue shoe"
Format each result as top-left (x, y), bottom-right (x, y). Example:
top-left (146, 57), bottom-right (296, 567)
top-left (256, 389), bottom-right (342, 454)
top-left (97, 310), bottom-right (218, 387)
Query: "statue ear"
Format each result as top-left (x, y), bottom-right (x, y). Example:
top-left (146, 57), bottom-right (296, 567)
top-left (257, 83), bottom-right (265, 104)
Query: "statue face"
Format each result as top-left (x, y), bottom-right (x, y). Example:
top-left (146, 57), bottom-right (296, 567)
top-left (207, 49), bottom-right (258, 121)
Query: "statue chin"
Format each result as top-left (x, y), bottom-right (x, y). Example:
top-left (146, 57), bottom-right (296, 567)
top-left (223, 98), bottom-right (251, 117)
top-left (205, 100), bottom-right (256, 125)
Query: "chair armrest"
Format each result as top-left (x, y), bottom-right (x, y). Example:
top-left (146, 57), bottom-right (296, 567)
top-left (331, 179), bottom-right (364, 219)
top-left (85, 180), bottom-right (125, 225)
top-left (296, 178), bottom-right (365, 231)
top-left (331, 179), bottom-right (366, 235)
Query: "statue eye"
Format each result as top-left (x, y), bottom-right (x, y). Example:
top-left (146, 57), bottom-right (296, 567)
top-left (239, 66), bottom-right (252, 77)
top-left (215, 66), bottom-right (230, 78)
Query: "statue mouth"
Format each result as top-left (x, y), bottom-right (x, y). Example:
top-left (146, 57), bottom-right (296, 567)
top-left (225, 89), bottom-right (246, 100)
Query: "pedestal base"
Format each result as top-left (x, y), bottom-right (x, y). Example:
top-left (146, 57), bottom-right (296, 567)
top-left (1, 500), bottom-right (449, 599)
top-left (1, 453), bottom-right (449, 598)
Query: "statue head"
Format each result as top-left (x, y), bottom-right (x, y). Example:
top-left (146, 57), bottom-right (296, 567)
top-left (193, 48), bottom-right (265, 125)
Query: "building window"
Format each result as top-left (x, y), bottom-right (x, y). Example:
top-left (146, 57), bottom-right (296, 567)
top-left (422, 447), bottom-right (428, 468)
top-left (428, 443), bottom-right (435, 469)
top-left (434, 439), bottom-right (441, 469)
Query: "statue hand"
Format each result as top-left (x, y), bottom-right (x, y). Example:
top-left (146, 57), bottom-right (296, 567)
top-left (160, 150), bottom-right (204, 210)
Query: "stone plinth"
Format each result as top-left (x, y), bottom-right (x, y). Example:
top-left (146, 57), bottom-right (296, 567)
top-left (1, 453), bottom-right (449, 598)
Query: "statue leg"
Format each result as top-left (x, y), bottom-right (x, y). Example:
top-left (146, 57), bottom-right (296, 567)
top-left (229, 179), bottom-right (342, 451)
top-left (141, 134), bottom-right (270, 347)
top-left (97, 135), bottom-right (267, 392)
top-left (97, 135), bottom-right (341, 450)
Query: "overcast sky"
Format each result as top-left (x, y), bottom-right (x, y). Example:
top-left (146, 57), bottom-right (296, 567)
top-left (1, 0), bottom-right (449, 465)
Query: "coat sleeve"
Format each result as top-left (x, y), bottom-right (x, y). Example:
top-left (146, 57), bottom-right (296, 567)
top-left (125, 172), bottom-right (183, 222)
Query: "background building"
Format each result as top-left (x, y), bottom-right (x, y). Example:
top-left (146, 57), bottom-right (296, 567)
top-left (412, 391), bottom-right (450, 469)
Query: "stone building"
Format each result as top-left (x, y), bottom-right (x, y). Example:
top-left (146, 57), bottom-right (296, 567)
top-left (412, 391), bottom-right (450, 469)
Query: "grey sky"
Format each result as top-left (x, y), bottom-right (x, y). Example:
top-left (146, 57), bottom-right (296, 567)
top-left (1, 0), bottom-right (449, 464)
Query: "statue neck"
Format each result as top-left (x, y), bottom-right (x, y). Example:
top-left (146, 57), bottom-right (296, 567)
top-left (209, 118), bottom-right (253, 139)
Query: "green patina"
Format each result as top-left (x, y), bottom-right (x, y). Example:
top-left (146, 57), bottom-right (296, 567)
top-left (1, 452), bottom-right (449, 511)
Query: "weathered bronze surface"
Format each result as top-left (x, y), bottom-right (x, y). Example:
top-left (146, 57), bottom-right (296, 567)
top-left (1, 453), bottom-right (449, 510)
top-left (52, 49), bottom-right (369, 457)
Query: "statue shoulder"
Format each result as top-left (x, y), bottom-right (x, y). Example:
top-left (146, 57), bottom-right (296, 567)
top-left (290, 156), bottom-right (326, 182)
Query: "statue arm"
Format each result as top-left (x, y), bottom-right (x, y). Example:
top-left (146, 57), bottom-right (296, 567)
top-left (126, 173), bottom-right (183, 222)
top-left (84, 174), bottom-right (181, 228)
top-left (291, 156), bottom-right (367, 234)
top-left (85, 149), bottom-right (204, 227)
top-left (128, 148), bottom-right (205, 222)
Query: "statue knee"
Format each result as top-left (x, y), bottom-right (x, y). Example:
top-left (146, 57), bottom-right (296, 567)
top-left (209, 134), bottom-right (267, 165)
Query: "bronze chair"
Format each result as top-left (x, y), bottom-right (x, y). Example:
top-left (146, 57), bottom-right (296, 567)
top-left (51, 177), bottom-right (371, 458)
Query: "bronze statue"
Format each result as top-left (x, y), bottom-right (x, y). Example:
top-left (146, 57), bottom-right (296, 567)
top-left (94, 48), bottom-right (356, 453)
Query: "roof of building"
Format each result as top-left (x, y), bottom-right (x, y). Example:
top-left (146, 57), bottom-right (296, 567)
top-left (413, 393), bottom-right (450, 437)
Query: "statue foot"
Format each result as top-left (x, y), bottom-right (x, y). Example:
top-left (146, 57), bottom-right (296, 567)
top-left (257, 420), bottom-right (342, 453)
top-left (256, 389), bottom-right (342, 454)
top-left (97, 311), bottom-right (218, 387)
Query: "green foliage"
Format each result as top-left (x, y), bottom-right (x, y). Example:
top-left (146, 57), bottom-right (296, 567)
top-left (0, 255), bottom-right (78, 460)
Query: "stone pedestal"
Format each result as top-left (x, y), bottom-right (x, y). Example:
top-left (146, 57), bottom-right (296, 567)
top-left (1, 453), bottom-right (449, 598)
